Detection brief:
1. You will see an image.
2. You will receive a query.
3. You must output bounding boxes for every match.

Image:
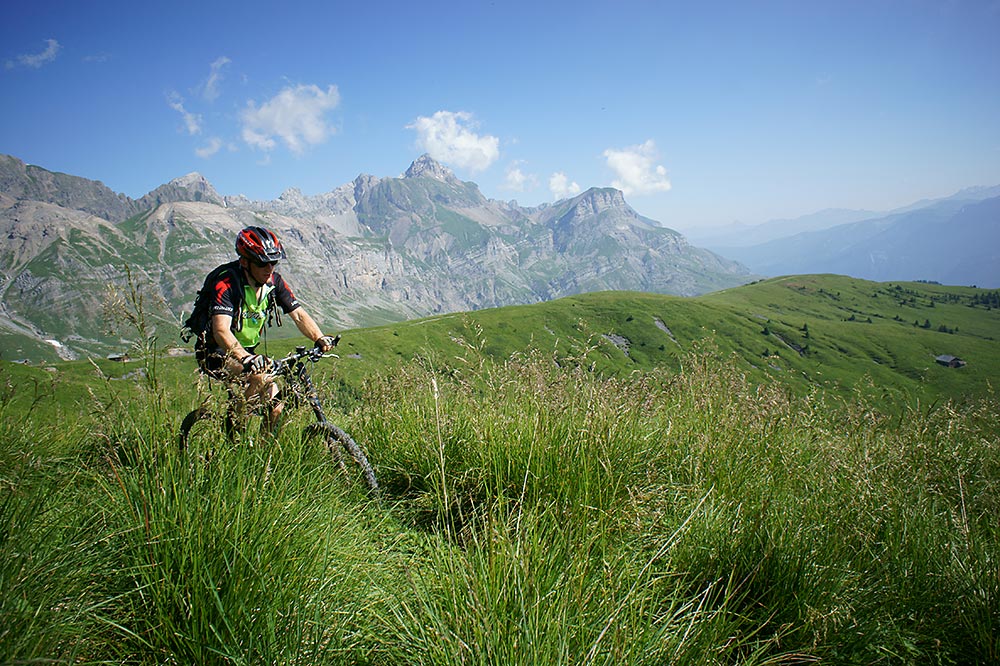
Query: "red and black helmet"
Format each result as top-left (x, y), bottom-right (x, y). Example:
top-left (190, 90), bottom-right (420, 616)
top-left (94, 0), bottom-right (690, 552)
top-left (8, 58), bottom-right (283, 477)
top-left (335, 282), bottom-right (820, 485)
top-left (235, 226), bottom-right (286, 264)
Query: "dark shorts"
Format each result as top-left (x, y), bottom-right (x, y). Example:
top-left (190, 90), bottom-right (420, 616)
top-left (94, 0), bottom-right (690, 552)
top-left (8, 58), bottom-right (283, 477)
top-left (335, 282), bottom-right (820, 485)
top-left (196, 342), bottom-right (257, 381)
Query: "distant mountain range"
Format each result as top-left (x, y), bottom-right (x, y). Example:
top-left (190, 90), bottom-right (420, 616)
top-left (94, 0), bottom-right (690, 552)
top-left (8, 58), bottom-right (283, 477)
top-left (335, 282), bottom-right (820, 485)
top-left (682, 208), bottom-right (883, 248)
top-left (688, 185), bottom-right (1000, 288)
top-left (0, 153), bottom-right (751, 362)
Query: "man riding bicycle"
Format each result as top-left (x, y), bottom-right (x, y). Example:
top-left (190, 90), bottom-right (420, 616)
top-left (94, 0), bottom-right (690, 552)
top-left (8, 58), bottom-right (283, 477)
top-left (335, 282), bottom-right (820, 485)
top-left (192, 225), bottom-right (337, 431)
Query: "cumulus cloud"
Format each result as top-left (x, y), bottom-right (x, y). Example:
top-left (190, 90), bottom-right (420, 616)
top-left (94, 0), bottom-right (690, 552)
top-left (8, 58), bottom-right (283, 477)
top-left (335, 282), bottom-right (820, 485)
top-left (501, 161), bottom-right (537, 192)
top-left (407, 111), bottom-right (499, 173)
top-left (203, 56), bottom-right (231, 102)
top-left (5, 38), bottom-right (61, 70)
top-left (195, 137), bottom-right (224, 159)
top-left (241, 83), bottom-right (340, 154)
top-left (603, 139), bottom-right (672, 195)
top-left (549, 172), bottom-right (581, 200)
top-left (166, 91), bottom-right (202, 135)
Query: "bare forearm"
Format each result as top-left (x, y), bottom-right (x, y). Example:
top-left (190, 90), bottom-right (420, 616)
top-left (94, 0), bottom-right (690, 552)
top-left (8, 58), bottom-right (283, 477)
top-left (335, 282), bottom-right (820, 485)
top-left (211, 315), bottom-right (251, 360)
top-left (289, 308), bottom-right (323, 342)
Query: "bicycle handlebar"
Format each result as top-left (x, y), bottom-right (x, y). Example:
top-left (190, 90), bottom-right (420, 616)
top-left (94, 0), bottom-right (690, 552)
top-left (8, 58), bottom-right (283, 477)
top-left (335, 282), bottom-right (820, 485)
top-left (268, 344), bottom-right (339, 375)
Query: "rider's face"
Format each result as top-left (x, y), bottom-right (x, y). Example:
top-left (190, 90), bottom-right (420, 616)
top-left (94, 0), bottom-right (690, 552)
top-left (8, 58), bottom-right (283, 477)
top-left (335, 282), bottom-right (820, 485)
top-left (247, 259), bottom-right (277, 284)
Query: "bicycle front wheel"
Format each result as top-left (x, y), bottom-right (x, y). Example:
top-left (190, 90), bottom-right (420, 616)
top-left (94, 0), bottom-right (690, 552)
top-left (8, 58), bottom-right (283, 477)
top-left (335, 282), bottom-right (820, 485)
top-left (305, 422), bottom-right (379, 493)
top-left (178, 406), bottom-right (212, 451)
top-left (178, 404), bottom-right (242, 452)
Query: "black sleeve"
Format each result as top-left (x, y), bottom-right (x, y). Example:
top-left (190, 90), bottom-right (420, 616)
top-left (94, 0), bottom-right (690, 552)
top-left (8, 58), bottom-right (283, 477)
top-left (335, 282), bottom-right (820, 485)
top-left (209, 271), bottom-right (239, 318)
top-left (272, 272), bottom-right (302, 314)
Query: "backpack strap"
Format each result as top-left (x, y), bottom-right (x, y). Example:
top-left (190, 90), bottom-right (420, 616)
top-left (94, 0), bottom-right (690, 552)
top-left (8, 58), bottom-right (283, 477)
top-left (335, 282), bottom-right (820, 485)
top-left (266, 289), bottom-right (282, 329)
top-left (225, 264), bottom-right (246, 333)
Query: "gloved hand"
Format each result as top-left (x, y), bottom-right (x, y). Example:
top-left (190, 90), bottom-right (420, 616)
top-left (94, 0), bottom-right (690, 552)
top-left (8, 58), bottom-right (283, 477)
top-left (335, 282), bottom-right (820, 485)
top-left (314, 334), bottom-right (340, 352)
top-left (242, 353), bottom-right (272, 374)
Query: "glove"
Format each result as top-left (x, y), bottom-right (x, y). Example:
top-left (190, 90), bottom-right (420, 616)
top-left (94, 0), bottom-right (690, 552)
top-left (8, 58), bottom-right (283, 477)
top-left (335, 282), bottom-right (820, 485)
top-left (314, 334), bottom-right (340, 352)
top-left (242, 354), bottom-right (272, 374)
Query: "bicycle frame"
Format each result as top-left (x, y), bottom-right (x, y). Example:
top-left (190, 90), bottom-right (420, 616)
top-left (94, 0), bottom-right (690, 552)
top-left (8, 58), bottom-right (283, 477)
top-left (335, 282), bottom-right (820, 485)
top-left (272, 346), bottom-right (335, 426)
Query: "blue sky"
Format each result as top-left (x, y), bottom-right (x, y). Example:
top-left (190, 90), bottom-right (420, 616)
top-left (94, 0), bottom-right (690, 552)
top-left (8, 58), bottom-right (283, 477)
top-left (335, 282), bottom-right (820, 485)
top-left (2, 0), bottom-right (999, 230)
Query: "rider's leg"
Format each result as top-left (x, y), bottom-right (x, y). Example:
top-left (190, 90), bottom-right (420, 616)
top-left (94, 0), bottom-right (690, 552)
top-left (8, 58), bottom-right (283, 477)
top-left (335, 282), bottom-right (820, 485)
top-left (265, 398), bottom-right (285, 435)
top-left (198, 350), bottom-right (247, 440)
top-left (211, 351), bottom-right (282, 440)
top-left (244, 372), bottom-right (284, 435)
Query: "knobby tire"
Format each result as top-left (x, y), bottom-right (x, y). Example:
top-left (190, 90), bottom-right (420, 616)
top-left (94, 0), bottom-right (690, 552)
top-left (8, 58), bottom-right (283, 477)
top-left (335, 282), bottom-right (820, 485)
top-left (305, 422), bottom-right (379, 493)
top-left (178, 406), bottom-right (211, 451)
top-left (178, 405), bottom-right (239, 451)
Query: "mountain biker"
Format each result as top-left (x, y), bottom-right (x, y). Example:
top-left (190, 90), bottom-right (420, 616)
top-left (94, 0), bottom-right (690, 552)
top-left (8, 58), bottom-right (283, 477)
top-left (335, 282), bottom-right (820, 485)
top-left (196, 225), bottom-right (337, 430)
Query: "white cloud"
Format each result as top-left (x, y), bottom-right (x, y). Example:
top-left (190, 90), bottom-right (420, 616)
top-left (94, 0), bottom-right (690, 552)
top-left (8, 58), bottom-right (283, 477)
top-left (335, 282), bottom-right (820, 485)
top-left (203, 56), bottom-right (231, 102)
top-left (549, 172), bottom-right (581, 200)
top-left (241, 83), bottom-right (340, 154)
top-left (195, 137), bottom-right (223, 159)
top-left (407, 111), bottom-right (499, 173)
top-left (603, 139), bottom-right (672, 195)
top-left (501, 161), bottom-right (537, 192)
top-left (5, 38), bottom-right (61, 70)
top-left (166, 91), bottom-right (202, 135)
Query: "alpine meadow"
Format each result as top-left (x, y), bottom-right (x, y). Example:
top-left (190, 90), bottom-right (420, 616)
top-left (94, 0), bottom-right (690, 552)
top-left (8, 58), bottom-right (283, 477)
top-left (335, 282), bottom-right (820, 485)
top-left (2, 273), bottom-right (999, 664)
top-left (5, 1), bottom-right (1000, 662)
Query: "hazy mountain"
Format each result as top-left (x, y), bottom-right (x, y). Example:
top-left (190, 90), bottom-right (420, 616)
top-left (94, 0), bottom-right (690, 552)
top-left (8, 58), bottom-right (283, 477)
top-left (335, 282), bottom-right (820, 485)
top-left (685, 184), bottom-right (1000, 253)
top-left (683, 208), bottom-right (882, 249)
top-left (720, 196), bottom-right (1000, 287)
top-left (885, 184), bottom-right (1000, 215)
top-left (0, 153), bottom-right (752, 362)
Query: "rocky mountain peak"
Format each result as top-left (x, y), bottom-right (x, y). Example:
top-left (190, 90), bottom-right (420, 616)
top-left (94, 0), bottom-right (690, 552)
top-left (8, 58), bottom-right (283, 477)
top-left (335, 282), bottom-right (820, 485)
top-left (353, 173), bottom-right (382, 201)
top-left (278, 187), bottom-right (306, 202)
top-left (139, 171), bottom-right (223, 209)
top-left (559, 187), bottom-right (638, 224)
top-left (572, 187), bottom-right (628, 213)
top-left (404, 154), bottom-right (456, 182)
top-left (170, 172), bottom-right (221, 201)
top-left (169, 172), bottom-right (211, 189)
top-left (549, 187), bottom-right (662, 247)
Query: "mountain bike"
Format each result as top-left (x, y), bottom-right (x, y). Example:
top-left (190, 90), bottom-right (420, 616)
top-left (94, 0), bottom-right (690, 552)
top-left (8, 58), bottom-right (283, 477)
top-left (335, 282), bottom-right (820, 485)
top-left (178, 341), bottom-right (378, 493)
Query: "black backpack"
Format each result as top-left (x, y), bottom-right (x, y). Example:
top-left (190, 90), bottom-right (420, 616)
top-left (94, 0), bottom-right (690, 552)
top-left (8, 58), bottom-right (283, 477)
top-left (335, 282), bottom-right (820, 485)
top-left (180, 262), bottom-right (280, 345)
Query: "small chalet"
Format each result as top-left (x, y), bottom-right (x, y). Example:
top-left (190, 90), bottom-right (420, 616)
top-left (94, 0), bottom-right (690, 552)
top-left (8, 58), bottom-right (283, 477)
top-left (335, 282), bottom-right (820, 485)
top-left (935, 355), bottom-right (966, 368)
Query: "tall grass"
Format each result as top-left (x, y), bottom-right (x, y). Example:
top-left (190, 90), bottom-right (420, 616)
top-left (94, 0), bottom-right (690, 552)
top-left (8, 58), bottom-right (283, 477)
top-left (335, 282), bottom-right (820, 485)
top-left (0, 377), bottom-right (102, 663)
top-left (357, 346), bottom-right (998, 664)
top-left (84, 372), bottom-right (395, 664)
top-left (1, 342), bottom-right (997, 663)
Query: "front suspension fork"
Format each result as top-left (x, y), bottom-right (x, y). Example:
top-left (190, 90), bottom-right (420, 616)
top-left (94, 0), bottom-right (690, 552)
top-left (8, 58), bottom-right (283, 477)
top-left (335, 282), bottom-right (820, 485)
top-left (294, 361), bottom-right (329, 425)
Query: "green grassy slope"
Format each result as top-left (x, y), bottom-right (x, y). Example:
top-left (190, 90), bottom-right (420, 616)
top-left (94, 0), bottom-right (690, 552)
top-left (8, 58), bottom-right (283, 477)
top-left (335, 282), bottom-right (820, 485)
top-left (313, 274), bottom-right (998, 405)
top-left (5, 274), bottom-right (997, 414)
top-left (701, 275), bottom-right (998, 401)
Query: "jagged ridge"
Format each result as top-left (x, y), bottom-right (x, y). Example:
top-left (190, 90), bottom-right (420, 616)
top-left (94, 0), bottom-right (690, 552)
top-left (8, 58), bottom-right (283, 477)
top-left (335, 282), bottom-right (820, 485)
top-left (0, 153), bottom-right (753, 361)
